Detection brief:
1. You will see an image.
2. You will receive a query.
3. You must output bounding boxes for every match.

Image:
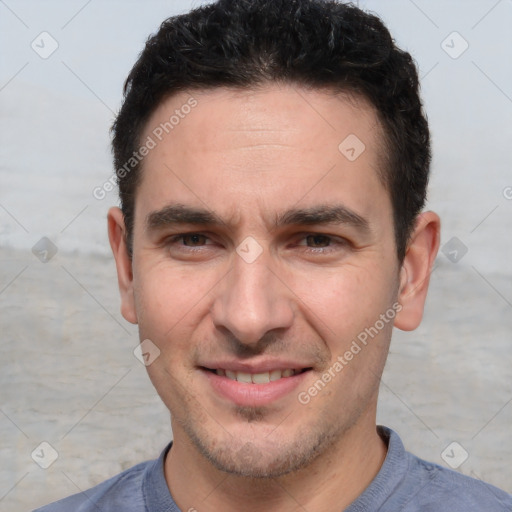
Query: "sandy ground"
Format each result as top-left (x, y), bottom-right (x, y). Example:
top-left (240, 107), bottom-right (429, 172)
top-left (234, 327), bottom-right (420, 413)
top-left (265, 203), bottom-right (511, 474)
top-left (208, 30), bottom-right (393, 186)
top-left (1, 246), bottom-right (511, 511)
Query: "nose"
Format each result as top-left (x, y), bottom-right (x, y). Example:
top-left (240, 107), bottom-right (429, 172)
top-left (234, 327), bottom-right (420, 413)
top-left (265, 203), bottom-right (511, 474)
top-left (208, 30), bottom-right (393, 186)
top-left (210, 249), bottom-right (294, 346)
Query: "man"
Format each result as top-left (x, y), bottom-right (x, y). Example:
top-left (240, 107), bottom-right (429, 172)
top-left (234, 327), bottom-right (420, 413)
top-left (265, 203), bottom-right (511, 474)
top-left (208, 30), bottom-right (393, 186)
top-left (36, 0), bottom-right (512, 510)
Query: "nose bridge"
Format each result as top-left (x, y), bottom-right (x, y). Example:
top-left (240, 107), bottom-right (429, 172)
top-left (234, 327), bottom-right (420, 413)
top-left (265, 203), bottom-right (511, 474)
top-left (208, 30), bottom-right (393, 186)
top-left (211, 250), bottom-right (293, 344)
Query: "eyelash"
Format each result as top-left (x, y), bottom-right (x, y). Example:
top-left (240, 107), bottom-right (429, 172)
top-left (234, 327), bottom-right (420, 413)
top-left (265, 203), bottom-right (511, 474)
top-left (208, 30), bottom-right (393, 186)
top-left (165, 232), bottom-right (347, 254)
top-left (295, 234), bottom-right (344, 253)
top-left (166, 233), bottom-right (213, 251)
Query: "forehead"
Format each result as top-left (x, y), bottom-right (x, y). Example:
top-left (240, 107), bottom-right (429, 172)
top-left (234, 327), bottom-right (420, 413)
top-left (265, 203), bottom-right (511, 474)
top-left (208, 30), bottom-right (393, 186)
top-left (144, 85), bottom-right (383, 155)
top-left (136, 84), bottom-right (390, 228)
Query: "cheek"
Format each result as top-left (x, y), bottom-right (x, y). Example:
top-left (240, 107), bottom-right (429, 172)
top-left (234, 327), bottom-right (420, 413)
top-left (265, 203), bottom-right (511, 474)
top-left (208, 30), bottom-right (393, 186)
top-left (134, 265), bottom-right (211, 397)
top-left (287, 261), bottom-right (396, 340)
top-left (133, 262), bottom-right (209, 339)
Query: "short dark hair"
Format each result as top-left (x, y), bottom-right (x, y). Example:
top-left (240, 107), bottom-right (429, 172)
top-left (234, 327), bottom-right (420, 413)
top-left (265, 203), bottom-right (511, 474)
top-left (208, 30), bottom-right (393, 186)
top-left (112, 0), bottom-right (430, 262)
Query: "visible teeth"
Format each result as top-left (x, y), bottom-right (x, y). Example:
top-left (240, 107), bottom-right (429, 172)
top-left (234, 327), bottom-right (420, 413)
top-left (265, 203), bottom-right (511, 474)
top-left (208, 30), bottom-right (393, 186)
top-left (220, 369), bottom-right (298, 383)
top-left (237, 372), bottom-right (252, 383)
top-left (252, 372), bottom-right (270, 384)
top-left (269, 369), bottom-right (282, 381)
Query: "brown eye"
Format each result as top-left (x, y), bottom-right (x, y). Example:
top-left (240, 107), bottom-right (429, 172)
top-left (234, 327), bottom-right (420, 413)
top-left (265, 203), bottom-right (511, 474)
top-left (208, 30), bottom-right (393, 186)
top-left (305, 234), bottom-right (331, 248)
top-left (181, 234), bottom-right (208, 246)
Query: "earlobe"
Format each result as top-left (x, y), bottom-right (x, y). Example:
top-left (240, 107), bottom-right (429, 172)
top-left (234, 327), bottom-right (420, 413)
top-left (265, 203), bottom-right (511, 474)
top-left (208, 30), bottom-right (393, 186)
top-left (107, 207), bottom-right (138, 324)
top-left (394, 211), bottom-right (440, 332)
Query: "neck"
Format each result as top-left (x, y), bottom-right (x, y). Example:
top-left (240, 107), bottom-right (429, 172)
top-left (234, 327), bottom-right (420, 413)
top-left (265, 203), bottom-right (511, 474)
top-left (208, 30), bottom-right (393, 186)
top-left (165, 411), bottom-right (388, 512)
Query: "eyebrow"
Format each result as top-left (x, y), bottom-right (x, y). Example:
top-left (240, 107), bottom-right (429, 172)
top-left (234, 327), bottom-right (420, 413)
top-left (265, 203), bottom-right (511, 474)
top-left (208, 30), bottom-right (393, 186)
top-left (146, 204), bottom-right (222, 231)
top-left (145, 203), bottom-right (370, 234)
top-left (275, 205), bottom-right (370, 233)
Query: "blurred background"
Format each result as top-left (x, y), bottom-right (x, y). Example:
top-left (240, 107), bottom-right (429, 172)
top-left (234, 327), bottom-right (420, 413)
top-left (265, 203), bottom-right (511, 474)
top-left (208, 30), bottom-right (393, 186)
top-left (1, 0), bottom-right (511, 510)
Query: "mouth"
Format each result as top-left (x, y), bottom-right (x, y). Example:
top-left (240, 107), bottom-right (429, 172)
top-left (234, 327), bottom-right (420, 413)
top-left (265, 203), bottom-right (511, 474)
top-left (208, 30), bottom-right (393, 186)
top-left (203, 367), bottom-right (310, 384)
top-left (200, 365), bottom-right (313, 407)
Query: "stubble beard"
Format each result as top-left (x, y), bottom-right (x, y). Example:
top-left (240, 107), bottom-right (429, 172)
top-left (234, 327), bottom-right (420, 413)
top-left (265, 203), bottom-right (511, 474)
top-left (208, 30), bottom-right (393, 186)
top-left (173, 400), bottom-right (362, 479)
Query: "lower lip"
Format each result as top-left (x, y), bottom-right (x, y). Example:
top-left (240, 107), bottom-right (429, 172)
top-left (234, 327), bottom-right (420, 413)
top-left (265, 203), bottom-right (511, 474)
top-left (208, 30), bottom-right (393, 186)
top-left (202, 369), bottom-right (310, 407)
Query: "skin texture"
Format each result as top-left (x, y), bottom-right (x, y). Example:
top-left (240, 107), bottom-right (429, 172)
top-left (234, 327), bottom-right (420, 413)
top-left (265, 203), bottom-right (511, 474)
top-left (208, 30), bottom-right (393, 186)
top-left (108, 84), bottom-right (440, 511)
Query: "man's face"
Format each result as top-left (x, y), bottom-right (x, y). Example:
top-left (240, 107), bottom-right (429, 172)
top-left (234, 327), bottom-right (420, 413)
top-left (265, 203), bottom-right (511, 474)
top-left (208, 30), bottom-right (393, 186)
top-left (122, 85), bottom-right (402, 476)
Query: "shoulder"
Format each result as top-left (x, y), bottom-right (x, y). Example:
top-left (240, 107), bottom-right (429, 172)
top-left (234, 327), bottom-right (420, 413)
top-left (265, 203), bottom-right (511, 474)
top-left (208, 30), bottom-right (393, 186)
top-left (33, 460), bottom-right (150, 512)
top-left (401, 451), bottom-right (512, 512)
top-left (373, 427), bottom-right (512, 512)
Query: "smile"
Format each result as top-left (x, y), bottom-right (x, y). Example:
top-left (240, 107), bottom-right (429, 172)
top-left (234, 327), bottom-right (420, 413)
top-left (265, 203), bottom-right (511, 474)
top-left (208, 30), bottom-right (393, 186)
top-left (201, 366), bottom-right (312, 406)
top-left (208, 368), bottom-right (306, 384)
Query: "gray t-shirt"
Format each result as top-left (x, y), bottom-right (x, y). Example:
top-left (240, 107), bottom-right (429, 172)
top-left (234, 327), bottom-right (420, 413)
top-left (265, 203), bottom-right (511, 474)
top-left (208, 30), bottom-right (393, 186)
top-left (34, 426), bottom-right (512, 511)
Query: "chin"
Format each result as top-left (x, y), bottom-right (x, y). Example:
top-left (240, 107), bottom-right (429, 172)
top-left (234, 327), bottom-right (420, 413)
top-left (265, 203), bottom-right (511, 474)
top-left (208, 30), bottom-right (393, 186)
top-left (182, 416), bottom-right (344, 479)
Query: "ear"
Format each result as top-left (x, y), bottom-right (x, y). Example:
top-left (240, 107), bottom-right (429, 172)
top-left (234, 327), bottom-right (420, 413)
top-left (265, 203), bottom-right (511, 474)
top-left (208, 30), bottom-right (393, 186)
top-left (394, 211), bottom-right (440, 331)
top-left (108, 207), bottom-right (138, 324)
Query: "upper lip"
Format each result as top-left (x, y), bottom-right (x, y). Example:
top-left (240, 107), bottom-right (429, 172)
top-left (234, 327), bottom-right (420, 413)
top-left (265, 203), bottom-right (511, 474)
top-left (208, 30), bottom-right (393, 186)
top-left (200, 360), bottom-right (313, 373)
